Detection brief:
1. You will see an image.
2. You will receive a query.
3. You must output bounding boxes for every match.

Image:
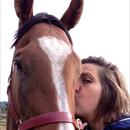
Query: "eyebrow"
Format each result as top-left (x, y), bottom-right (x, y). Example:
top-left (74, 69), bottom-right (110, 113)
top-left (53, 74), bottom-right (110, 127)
top-left (81, 71), bottom-right (96, 79)
top-left (82, 70), bottom-right (93, 75)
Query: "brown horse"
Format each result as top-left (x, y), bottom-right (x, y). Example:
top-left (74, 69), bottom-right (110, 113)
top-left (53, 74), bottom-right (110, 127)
top-left (7, 0), bottom-right (83, 130)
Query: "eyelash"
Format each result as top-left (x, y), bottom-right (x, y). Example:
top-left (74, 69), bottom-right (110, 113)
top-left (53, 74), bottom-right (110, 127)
top-left (81, 75), bottom-right (93, 84)
top-left (82, 78), bottom-right (92, 84)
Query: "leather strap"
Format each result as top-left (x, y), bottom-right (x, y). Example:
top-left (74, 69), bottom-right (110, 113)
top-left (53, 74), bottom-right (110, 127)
top-left (19, 112), bottom-right (83, 130)
top-left (7, 84), bottom-right (20, 125)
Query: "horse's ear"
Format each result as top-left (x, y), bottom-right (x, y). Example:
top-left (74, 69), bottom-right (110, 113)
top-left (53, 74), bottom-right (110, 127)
top-left (60, 0), bottom-right (84, 30)
top-left (14, 0), bottom-right (34, 28)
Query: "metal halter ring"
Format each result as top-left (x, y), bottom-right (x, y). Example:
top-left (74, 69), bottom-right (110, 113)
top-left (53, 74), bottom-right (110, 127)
top-left (76, 118), bottom-right (83, 130)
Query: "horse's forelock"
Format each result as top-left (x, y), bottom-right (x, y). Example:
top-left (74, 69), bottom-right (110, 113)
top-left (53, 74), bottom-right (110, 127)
top-left (12, 13), bottom-right (72, 48)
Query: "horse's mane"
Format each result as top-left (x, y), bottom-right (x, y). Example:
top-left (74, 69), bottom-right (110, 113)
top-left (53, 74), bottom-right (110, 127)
top-left (12, 13), bottom-right (72, 47)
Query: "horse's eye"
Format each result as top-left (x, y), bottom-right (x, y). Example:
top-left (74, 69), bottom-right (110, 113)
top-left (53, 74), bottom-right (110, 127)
top-left (14, 60), bottom-right (23, 72)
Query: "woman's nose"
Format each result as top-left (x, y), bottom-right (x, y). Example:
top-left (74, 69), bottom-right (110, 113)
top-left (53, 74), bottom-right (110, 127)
top-left (75, 81), bottom-right (81, 93)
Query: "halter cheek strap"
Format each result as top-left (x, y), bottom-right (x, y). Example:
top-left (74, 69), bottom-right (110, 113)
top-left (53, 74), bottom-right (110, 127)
top-left (7, 85), bottom-right (20, 124)
top-left (7, 64), bottom-right (21, 125)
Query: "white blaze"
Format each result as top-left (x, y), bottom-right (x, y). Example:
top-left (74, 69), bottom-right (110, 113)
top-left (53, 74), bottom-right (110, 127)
top-left (38, 36), bottom-right (75, 130)
top-left (38, 36), bottom-right (71, 112)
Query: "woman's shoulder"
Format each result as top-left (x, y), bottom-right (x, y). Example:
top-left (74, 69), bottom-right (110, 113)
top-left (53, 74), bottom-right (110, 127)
top-left (104, 116), bottom-right (130, 130)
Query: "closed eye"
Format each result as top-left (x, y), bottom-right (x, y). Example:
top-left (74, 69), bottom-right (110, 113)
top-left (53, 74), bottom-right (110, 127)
top-left (81, 73), bottom-right (93, 84)
top-left (82, 78), bottom-right (92, 83)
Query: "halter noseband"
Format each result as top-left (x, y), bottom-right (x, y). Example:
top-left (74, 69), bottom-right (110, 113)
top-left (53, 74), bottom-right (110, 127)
top-left (7, 74), bottom-right (83, 130)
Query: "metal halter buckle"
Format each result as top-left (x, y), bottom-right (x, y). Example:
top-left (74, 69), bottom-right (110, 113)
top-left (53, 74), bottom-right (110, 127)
top-left (76, 118), bottom-right (83, 130)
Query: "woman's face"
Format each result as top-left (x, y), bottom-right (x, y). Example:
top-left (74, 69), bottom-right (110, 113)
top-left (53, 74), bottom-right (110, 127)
top-left (75, 63), bottom-right (102, 122)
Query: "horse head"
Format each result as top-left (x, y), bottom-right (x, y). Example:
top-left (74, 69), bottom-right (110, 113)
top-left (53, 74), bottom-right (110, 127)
top-left (7, 0), bottom-right (83, 130)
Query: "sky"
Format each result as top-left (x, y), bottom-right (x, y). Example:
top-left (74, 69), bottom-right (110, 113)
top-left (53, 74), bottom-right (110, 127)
top-left (0, 0), bottom-right (129, 101)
